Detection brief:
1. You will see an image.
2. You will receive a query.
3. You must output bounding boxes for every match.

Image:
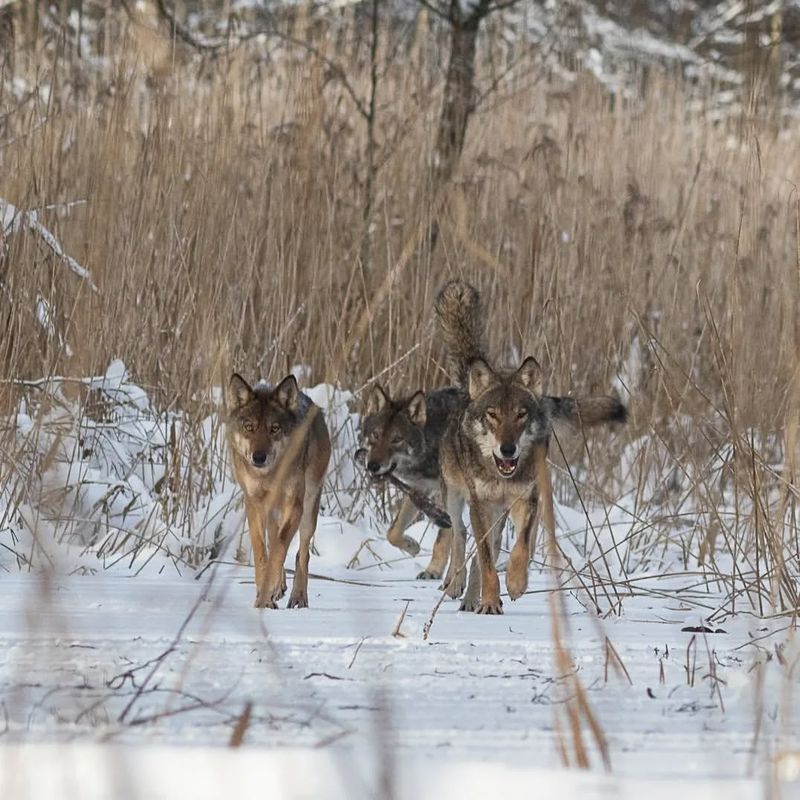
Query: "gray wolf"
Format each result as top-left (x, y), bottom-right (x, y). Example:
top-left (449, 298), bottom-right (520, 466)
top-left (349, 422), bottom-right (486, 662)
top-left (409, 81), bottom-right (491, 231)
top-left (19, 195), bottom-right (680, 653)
top-left (361, 385), bottom-right (462, 579)
top-left (361, 380), bottom-right (623, 586)
top-left (226, 373), bottom-right (331, 609)
top-left (435, 280), bottom-right (627, 614)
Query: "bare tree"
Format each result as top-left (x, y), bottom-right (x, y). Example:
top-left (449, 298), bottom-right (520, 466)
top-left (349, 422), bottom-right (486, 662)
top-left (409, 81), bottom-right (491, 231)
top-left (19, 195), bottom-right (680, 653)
top-left (417, 1), bottom-right (521, 248)
top-left (420, 1), bottom-right (521, 186)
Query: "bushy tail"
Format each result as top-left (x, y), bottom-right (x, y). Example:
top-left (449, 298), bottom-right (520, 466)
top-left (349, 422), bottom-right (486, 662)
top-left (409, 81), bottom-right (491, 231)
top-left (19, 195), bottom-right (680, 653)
top-left (546, 394), bottom-right (628, 439)
top-left (434, 279), bottom-right (487, 387)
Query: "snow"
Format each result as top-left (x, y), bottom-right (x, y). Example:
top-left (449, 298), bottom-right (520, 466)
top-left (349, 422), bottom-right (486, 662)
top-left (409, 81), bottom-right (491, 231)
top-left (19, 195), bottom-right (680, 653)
top-left (0, 196), bottom-right (96, 290)
top-left (2, 365), bottom-right (799, 798)
top-left (0, 744), bottom-right (774, 800)
top-left (0, 565), bottom-right (798, 798)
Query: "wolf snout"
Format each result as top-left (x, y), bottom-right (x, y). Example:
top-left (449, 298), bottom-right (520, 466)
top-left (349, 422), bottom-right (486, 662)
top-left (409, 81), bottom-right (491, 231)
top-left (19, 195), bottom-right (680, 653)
top-left (499, 443), bottom-right (518, 459)
top-left (366, 460), bottom-right (382, 473)
top-left (252, 451), bottom-right (268, 467)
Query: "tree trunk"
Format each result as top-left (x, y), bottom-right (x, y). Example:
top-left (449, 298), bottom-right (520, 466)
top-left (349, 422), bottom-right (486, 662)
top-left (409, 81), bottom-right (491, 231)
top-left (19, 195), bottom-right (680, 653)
top-left (426, 10), bottom-right (482, 250)
top-left (432, 14), bottom-right (481, 187)
top-left (0, 1), bottom-right (15, 75)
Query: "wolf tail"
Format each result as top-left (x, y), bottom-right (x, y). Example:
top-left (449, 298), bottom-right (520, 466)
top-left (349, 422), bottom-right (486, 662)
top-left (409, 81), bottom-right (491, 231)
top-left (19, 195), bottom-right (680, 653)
top-left (546, 394), bottom-right (628, 439)
top-left (434, 279), bottom-right (487, 387)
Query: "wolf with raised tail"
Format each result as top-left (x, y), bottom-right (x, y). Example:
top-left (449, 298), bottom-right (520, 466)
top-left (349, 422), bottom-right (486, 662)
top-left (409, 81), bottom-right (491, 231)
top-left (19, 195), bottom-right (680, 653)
top-left (226, 373), bottom-right (331, 609)
top-left (361, 281), bottom-right (624, 587)
top-left (435, 280), bottom-right (627, 614)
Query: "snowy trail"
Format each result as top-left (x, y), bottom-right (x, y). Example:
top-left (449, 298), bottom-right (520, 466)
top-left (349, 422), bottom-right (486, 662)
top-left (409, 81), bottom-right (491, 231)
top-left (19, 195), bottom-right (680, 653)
top-left (1, 552), bottom-right (798, 798)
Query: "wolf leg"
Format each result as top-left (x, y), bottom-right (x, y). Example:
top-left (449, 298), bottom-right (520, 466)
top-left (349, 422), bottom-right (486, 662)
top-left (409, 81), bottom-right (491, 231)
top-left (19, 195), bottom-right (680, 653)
top-left (417, 527), bottom-right (452, 580)
top-left (441, 490), bottom-right (467, 598)
top-left (245, 499), bottom-right (270, 608)
top-left (288, 480), bottom-right (323, 609)
top-left (462, 507), bottom-right (505, 611)
top-left (471, 502), bottom-right (502, 614)
top-left (386, 495), bottom-right (421, 556)
top-left (459, 555), bottom-right (481, 611)
top-left (506, 496), bottom-right (538, 601)
top-left (259, 498), bottom-right (302, 609)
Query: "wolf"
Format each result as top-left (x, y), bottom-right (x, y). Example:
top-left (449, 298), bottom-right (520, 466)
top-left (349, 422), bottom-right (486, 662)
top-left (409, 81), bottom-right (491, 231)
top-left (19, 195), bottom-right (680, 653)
top-left (226, 373), bottom-right (331, 609)
top-left (435, 280), bottom-right (627, 614)
top-left (361, 385), bottom-right (462, 580)
top-left (361, 379), bottom-right (622, 585)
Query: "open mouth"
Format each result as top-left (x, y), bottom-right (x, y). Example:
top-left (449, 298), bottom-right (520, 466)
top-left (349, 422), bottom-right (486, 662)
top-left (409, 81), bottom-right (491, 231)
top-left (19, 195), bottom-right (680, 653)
top-left (493, 454), bottom-right (519, 478)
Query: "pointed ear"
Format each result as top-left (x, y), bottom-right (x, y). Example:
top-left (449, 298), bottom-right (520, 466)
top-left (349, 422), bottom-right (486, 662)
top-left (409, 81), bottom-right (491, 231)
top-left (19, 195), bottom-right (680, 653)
top-left (407, 391), bottom-right (427, 426)
top-left (514, 356), bottom-right (542, 394)
top-left (228, 373), bottom-right (254, 410)
top-left (275, 374), bottom-right (299, 411)
top-left (366, 384), bottom-right (389, 416)
top-left (468, 359), bottom-right (497, 400)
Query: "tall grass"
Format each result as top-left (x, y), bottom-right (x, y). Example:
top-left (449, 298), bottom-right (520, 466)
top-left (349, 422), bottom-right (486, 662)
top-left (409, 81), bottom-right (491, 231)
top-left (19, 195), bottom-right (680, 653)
top-left (1, 5), bottom-right (799, 612)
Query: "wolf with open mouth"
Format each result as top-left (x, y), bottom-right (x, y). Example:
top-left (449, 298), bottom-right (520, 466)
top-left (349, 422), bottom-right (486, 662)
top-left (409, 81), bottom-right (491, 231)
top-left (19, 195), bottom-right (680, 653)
top-left (436, 280), bottom-right (627, 615)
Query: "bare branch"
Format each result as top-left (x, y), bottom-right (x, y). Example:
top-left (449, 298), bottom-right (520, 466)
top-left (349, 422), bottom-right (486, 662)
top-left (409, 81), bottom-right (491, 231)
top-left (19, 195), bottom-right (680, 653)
top-left (264, 29), bottom-right (371, 122)
top-left (143, 2), bottom-right (370, 121)
top-left (466, 0), bottom-right (523, 22)
top-left (415, 0), bottom-right (452, 21)
top-left (1, 197), bottom-right (97, 291)
top-left (152, 0), bottom-right (230, 53)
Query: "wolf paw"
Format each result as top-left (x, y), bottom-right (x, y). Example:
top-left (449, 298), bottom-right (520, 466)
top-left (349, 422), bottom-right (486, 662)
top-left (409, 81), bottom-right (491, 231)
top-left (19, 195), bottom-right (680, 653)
top-left (459, 594), bottom-right (479, 612)
top-left (255, 583), bottom-right (284, 609)
top-left (417, 567), bottom-right (443, 580)
top-left (505, 569), bottom-right (529, 601)
top-left (387, 528), bottom-right (421, 556)
top-left (278, 571), bottom-right (288, 599)
top-left (441, 569), bottom-right (466, 598)
top-left (287, 591), bottom-right (308, 609)
top-left (254, 593), bottom-right (278, 610)
top-left (476, 598), bottom-right (503, 615)
top-left (400, 536), bottom-right (421, 556)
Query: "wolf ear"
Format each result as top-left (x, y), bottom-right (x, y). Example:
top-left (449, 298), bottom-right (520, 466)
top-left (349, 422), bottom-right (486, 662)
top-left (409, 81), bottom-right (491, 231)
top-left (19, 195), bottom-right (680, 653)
top-left (228, 373), bottom-right (254, 410)
top-left (366, 384), bottom-right (389, 416)
top-left (468, 359), bottom-right (497, 400)
top-left (275, 374), bottom-right (299, 411)
top-left (407, 392), bottom-right (427, 426)
top-left (514, 356), bottom-right (542, 394)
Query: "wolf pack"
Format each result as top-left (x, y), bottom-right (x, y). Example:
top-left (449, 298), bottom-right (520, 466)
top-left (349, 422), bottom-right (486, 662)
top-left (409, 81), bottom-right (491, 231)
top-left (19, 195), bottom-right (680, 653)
top-left (225, 280), bottom-right (627, 613)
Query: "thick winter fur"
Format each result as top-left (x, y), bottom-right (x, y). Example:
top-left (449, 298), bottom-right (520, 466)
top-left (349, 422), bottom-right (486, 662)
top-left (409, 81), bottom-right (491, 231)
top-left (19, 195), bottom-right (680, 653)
top-left (360, 382), bottom-right (624, 583)
top-left (433, 280), bottom-right (487, 388)
top-left (361, 385), bottom-right (462, 579)
top-left (436, 279), bottom-right (627, 614)
top-left (226, 373), bottom-right (331, 609)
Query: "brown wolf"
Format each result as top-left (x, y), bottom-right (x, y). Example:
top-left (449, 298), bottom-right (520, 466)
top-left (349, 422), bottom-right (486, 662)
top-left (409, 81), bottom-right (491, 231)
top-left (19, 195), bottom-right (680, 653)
top-left (361, 381), bottom-right (622, 585)
top-left (226, 373), bottom-right (331, 609)
top-left (435, 280), bottom-right (627, 614)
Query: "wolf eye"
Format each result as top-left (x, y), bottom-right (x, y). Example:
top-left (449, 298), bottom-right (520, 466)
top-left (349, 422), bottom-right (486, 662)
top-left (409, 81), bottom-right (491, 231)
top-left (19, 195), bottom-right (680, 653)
top-left (390, 435), bottom-right (404, 445)
top-left (485, 409), bottom-right (499, 423)
top-left (270, 423), bottom-right (281, 434)
top-left (369, 430), bottom-right (380, 441)
top-left (242, 421), bottom-right (255, 432)
top-left (516, 408), bottom-right (528, 420)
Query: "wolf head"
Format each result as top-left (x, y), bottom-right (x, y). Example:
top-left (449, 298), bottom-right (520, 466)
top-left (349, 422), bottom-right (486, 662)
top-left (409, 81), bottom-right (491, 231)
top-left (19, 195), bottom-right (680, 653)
top-left (360, 385), bottom-right (427, 478)
top-left (464, 356), bottom-right (549, 479)
top-left (226, 373), bottom-right (302, 470)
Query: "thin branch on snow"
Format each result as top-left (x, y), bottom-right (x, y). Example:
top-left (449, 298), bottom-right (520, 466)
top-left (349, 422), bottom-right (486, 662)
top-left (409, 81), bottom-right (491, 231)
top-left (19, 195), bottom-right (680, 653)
top-left (1, 196), bottom-right (97, 292)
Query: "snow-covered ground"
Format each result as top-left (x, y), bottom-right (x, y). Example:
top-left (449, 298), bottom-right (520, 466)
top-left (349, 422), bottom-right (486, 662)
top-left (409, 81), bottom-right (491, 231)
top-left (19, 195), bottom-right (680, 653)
top-left (1, 556), bottom-right (799, 798)
top-left (1, 365), bottom-right (799, 798)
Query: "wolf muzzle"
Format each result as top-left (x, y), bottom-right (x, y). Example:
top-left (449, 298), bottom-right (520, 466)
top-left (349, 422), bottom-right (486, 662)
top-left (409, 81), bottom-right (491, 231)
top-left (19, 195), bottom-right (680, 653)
top-left (355, 448), bottom-right (452, 529)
